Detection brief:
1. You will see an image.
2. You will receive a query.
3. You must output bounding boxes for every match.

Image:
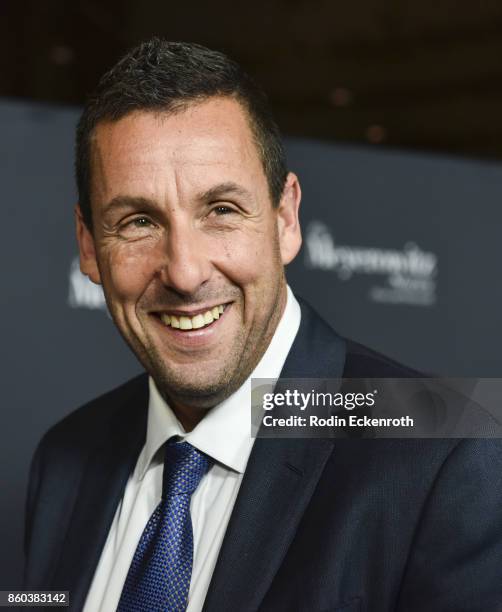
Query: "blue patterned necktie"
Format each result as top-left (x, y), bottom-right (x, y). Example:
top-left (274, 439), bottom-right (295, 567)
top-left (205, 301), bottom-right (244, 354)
top-left (117, 439), bottom-right (212, 612)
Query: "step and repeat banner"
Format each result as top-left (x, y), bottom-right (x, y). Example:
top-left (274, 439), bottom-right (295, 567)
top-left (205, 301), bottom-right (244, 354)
top-left (2, 98), bottom-right (502, 586)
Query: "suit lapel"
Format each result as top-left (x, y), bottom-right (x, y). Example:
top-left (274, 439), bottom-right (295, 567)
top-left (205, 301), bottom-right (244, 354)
top-left (50, 376), bottom-right (148, 611)
top-left (203, 299), bottom-right (346, 612)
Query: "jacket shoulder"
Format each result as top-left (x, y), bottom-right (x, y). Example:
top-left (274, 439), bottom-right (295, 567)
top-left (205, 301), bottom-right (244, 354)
top-left (38, 373), bottom-right (148, 459)
top-left (24, 374), bottom-right (148, 586)
top-left (295, 294), bottom-right (421, 378)
top-left (343, 338), bottom-right (422, 378)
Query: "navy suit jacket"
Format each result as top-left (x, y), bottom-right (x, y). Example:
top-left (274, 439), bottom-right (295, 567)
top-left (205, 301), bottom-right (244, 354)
top-left (24, 299), bottom-right (502, 611)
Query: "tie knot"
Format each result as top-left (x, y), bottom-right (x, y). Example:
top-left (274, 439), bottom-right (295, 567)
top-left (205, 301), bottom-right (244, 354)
top-left (162, 440), bottom-right (211, 497)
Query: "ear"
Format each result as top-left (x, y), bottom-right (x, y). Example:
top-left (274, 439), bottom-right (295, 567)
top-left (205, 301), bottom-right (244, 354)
top-left (276, 172), bottom-right (302, 265)
top-left (75, 205), bottom-right (102, 284)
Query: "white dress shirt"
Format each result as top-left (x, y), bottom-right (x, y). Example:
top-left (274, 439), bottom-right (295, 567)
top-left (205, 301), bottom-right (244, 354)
top-left (83, 286), bottom-right (301, 612)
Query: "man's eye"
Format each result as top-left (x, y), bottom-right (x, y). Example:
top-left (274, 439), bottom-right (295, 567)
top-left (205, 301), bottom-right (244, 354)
top-left (131, 217), bottom-right (153, 227)
top-left (213, 205), bottom-right (235, 215)
top-left (118, 216), bottom-right (156, 236)
top-left (125, 217), bottom-right (152, 227)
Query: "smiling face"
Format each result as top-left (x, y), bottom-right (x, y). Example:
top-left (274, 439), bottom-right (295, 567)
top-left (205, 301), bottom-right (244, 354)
top-left (77, 97), bottom-right (301, 424)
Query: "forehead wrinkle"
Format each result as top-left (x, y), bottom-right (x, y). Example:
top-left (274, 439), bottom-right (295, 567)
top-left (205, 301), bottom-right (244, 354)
top-left (166, 136), bottom-right (263, 200)
top-left (167, 147), bottom-right (250, 205)
top-left (169, 139), bottom-right (247, 169)
top-left (92, 101), bottom-right (268, 215)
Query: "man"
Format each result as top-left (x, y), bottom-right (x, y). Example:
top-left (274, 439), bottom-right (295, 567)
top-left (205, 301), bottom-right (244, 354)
top-left (24, 39), bottom-right (502, 611)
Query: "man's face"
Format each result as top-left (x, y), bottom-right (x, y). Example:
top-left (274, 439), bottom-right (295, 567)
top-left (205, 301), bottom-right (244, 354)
top-left (77, 97), bottom-right (301, 412)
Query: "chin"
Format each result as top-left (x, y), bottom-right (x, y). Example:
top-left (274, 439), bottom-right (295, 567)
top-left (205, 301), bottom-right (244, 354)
top-left (153, 367), bottom-right (240, 409)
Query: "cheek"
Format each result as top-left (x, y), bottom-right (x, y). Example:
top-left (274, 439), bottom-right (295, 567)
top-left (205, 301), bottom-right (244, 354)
top-left (217, 229), bottom-right (282, 288)
top-left (101, 243), bottom-right (157, 303)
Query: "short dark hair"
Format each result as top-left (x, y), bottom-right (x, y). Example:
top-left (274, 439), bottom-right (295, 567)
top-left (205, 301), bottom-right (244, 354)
top-left (75, 38), bottom-right (288, 229)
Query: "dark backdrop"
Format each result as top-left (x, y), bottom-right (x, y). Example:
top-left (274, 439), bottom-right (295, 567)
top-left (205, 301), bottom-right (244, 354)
top-left (2, 98), bottom-right (501, 588)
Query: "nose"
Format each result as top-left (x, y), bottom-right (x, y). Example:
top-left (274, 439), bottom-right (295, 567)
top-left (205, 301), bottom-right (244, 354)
top-left (158, 220), bottom-right (212, 296)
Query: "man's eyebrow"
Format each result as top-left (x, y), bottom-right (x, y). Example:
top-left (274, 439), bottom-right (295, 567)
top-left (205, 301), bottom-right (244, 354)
top-left (102, 195), bottom-right (158, 215)
top-left (198, 182), bottom-right (252, 202)
top-left (102, 183), bottom-right (252, 214)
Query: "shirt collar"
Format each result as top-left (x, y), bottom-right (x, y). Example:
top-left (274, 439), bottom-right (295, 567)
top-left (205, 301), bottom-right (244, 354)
top-left (135, 286), bottom-right (301, 479)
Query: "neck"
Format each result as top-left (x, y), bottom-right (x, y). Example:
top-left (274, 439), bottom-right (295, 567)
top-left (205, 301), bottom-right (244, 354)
top-left (171, 402), bottom-right (211, 432)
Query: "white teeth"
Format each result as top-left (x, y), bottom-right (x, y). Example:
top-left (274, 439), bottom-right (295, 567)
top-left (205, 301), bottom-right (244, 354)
top-left (204, 311), bottom-right (214, 325)
top-left (191, 314), bottom-right (205, 329)
top-left (179, 316), bottom-right (193, 330)
top-left (160, 304), bottom-right (227, 330)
